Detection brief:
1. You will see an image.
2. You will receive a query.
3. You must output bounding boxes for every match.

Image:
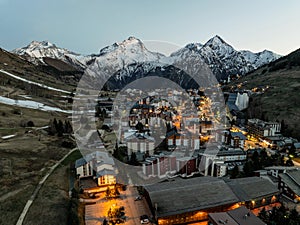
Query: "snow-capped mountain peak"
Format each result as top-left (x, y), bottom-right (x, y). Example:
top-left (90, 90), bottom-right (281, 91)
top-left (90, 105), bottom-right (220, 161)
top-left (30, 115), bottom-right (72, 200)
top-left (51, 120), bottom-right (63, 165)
top-left (29, 40), bottom-right (55, 48)
top-left (12, 35), bottom-right (282, 82)
top-left (87, 37), bottom-right (165, 78)
top-left (13, 40), bottom-right (78, 59)
top-left (98, 36), bottom-right (158, 57)
top-left (12, 40), bottom-right (90, 70)
top-left (205, 35), bottom-right (226, 46)
top-left (120, 36), bottom-right (143, 46)
top-left (169, 43), bottom-right (202, 60)
top-left (203, 35), bottom-right (235, 56)
top-left (240, 49), bottom-right (281, 69)
top-left (185, 43), bottom-right (203, 51)
top-left (171, 36), bottom-right (281, 80)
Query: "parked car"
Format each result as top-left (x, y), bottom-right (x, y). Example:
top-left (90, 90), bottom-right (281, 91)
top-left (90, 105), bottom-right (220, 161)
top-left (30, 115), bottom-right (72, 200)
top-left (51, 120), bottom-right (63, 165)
top-left (135, 196), bottom-right (142, 201)
top-left (140, 215), bottom-right (149, 224)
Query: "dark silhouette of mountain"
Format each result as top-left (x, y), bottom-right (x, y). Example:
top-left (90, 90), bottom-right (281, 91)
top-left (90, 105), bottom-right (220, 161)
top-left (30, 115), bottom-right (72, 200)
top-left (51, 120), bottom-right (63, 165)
top-left (228, 48), bottom-right (300, 139)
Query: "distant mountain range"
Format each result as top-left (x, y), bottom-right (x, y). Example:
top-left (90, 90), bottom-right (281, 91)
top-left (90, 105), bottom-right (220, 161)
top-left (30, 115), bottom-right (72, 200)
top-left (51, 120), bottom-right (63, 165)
top-left (12, 36), bottom-right (281, 82)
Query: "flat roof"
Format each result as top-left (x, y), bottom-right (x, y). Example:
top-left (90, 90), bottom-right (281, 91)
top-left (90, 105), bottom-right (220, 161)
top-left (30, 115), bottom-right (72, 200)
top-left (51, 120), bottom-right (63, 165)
top-left (145, 176), bottom-right (279, 218)
top-left (217, 149), bottom-right (246, 157)
top-left (209, 212), bottom-right (238, 225)
top-left (209, 206), bottom-right (265, 225)
top-left (226, 177), bottom-right (279, 201)
top-left (144, 177), bottom-right (239, 218)
top-left (265, 166), bottom-right (297, 171)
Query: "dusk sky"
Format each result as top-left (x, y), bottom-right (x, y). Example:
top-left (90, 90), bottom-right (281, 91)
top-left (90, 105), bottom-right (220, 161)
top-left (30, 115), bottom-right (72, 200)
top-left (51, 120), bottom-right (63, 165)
top-left (1, 0), bottom-right (300, 55)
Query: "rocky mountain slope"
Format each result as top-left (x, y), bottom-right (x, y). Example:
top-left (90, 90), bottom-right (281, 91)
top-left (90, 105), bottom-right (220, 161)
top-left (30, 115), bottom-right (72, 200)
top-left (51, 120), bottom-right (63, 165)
top-left (12, 36), bottom-right (281, 83)
top-left (171, 35), bottom-right (281, 80)
top-left (12, 41), bottom-right (91, 71)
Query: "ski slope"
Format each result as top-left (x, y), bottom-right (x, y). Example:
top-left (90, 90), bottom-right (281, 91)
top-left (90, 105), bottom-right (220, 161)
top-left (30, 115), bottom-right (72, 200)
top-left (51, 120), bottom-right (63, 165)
top-left (0, 96), bottom-right (71, 114)
top-left (0, 69), bottom-right (72, 94)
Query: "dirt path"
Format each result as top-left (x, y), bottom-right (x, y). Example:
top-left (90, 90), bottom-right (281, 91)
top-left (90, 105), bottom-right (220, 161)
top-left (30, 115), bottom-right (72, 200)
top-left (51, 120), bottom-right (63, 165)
top-left (0, 185), bottom-right (30, 202)
top-left (15, 147), bottom-right (78, 225)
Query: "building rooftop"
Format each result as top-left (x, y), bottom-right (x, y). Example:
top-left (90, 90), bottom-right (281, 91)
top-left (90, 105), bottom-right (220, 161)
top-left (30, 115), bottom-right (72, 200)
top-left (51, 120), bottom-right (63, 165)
top-left (265, 136), bottom-right (283, 141)
top-left (75, 151), bottom-right (115, 168)
top-left (125, 132), bottom-right (155, 141)
top-left (217, 149), bottom-right (246, 157)
top-left (144, 176), bottom-right (239, 218)
top-left (228, 93), bottom-right (237, 103)
top-left (231, 132), bottom-right (246, 140)
top-left (226, 177), bottom-right (279, 202)
top-left (96, 168), bottom-right (116, 178)
top-left (265, 166), bottom-right (297, 171)
top-left (199, 147), bottom-right (246, 158)
top-left (75, 157), bottom-right (87, 168)
top-left (294, 142), bottom-right (300, 149)
top-left (279, 169), bottom-right (300, 196)
top-left (248, 118), bottom-right (279, 129)
top-left (209, 206), bottom-right (265, 225)
top-left (227, 103), bottom-right (239, 112)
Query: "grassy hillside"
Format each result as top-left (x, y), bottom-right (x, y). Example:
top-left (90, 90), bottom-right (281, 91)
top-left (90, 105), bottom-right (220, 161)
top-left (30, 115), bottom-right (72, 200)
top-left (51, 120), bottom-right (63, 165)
top-left (227, 48), bottom-right (300, 139)
top-left (0, 47), bottom-right (82, 224)
top-left (0, 48), bottom-right (81, 91)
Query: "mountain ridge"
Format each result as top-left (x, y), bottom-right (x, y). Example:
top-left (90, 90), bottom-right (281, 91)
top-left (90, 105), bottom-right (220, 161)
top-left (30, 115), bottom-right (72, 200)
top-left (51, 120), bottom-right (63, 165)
top-left (171, 36), bottom-right (281, 80)
top-left (12, 40), bottom-right (92, 71)
top-left (12, 36), bottom-right (281, 81)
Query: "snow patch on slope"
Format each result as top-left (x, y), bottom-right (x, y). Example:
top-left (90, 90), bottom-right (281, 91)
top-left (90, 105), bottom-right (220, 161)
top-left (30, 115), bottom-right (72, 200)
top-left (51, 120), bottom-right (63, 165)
top-left (0, 69), bottom-right (71, 94)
